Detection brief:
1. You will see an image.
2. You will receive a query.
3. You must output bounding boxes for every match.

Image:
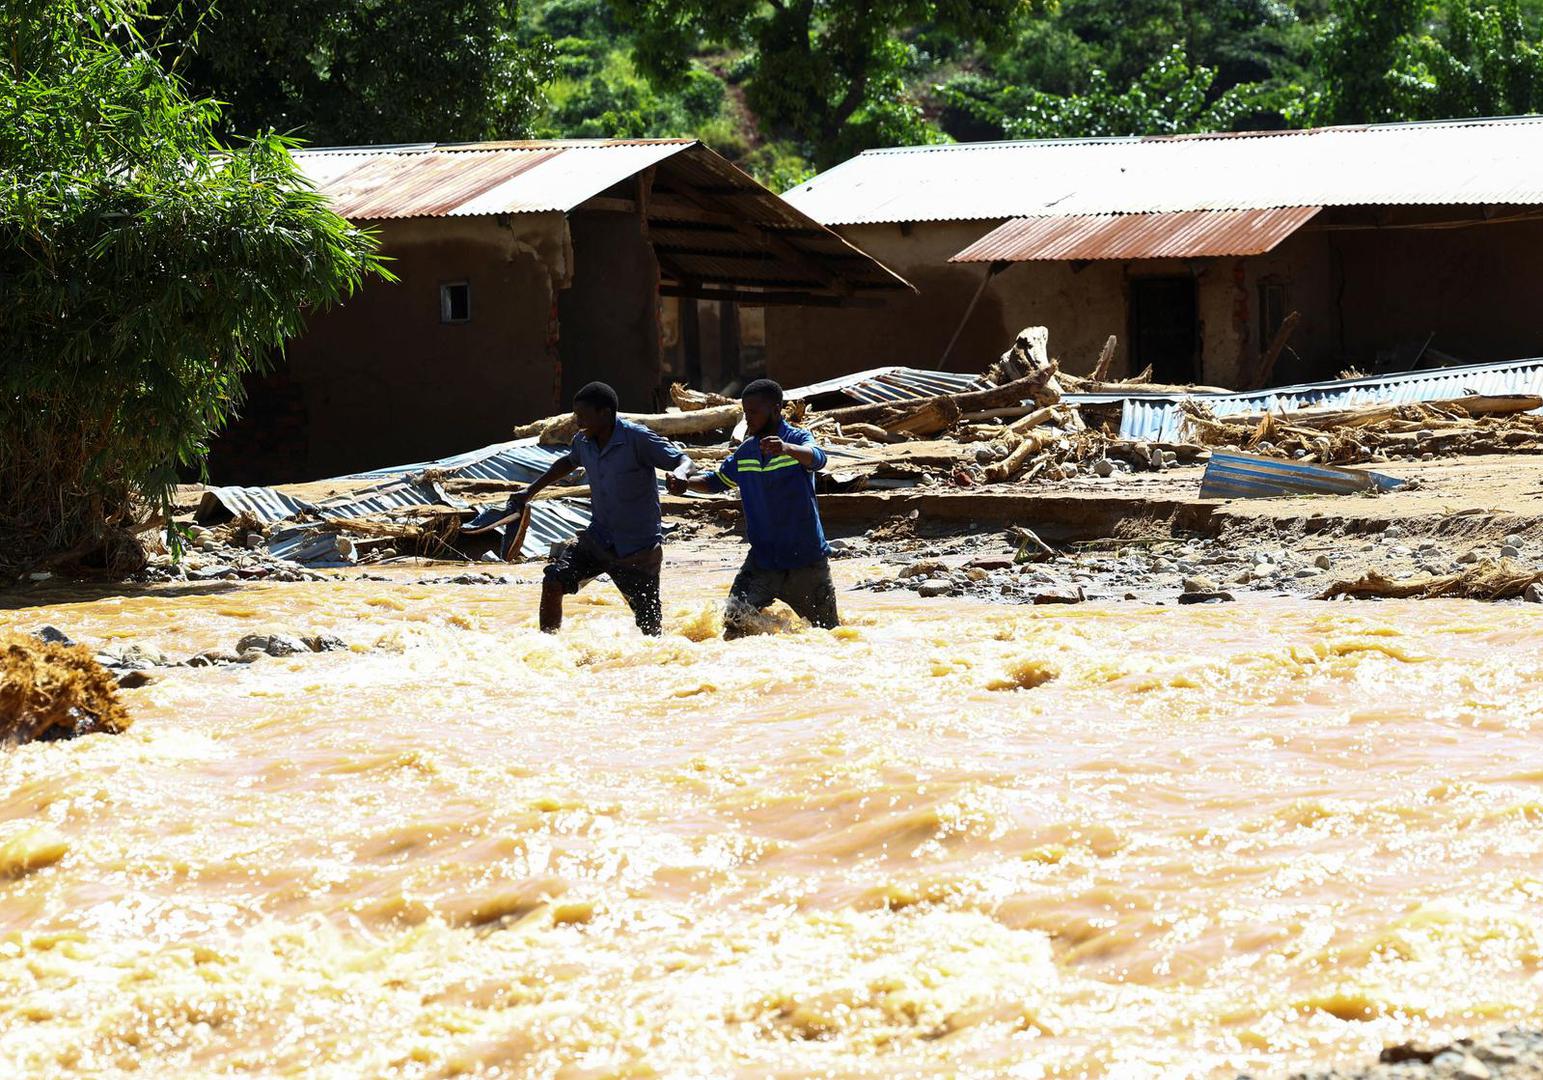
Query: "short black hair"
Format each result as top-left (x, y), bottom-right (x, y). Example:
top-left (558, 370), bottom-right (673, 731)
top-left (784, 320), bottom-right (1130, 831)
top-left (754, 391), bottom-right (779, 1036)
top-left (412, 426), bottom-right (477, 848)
top-left (741, 378), bottom-right (783, 407)
top-left (573, 381), bottom-right (619, 415)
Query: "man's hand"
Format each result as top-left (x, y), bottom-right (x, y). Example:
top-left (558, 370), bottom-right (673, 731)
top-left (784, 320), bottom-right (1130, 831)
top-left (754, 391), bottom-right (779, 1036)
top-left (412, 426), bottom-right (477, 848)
top-left (665, 473), bottom-right (689, 496)
top-left (759, 435), bottom-right (785, 457)
top-left (504, 489), bottom-right (530, 513)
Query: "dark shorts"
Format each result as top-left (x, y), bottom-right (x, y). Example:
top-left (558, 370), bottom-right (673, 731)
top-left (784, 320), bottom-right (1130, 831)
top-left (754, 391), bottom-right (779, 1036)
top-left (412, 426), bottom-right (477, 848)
top-left (544, 532), bottom-right (663, 635)
top-left (725, 555), bottom-right (839, 635)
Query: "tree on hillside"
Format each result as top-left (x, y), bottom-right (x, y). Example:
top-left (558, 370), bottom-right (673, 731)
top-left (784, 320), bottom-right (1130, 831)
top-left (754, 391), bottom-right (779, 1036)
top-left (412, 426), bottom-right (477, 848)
top-left (940, 43), bottom-right (1267, 140)
top-left (0, 0), bottom-right (389, 574)
top-left (936, 0), bottom-right (1315, 141)
top-left (607, 0), bottom-right (1033, 166)
top-left (1307, 0), bottom-right (1543, 124)
top-left (152, 0), bottom-right (554, 145)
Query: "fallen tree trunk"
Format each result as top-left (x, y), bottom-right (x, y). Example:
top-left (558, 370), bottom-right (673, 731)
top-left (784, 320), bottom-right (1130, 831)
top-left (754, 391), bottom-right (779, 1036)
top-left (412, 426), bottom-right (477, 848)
top-left (1059, 372), bottom-right (1233, 395)
top-left (669, 383), bottom-right (735, 411)
top-left (1318, 559), bottom-right (1543, 601)
top-left (1228, 394), bottom-right (1542, 433)
top-left (982, 431), bottom-right (1050, 483)
top-left (814, 370), bottom-right (1061, 430)
top-left (514, 401), bottom-right (743, 444)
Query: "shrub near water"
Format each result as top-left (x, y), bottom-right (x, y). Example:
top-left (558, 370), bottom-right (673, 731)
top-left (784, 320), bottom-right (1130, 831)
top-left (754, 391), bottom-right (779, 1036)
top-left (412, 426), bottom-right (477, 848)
top-left (0, 632), bottom-right (130, 744)
top-left (0, 0), bottom-right (387, 575)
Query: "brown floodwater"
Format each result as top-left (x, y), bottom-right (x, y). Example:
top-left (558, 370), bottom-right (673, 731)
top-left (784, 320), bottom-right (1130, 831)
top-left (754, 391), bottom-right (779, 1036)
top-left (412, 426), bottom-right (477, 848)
top-left (1, 563), bottom-right (1541, 1078)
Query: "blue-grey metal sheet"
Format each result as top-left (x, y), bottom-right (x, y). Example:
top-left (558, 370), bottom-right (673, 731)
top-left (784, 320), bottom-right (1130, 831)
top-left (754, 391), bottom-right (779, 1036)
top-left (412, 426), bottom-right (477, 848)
top-left (308, 477), bottom-right (452, 520)
top-left (197, 486), bottom-right (309, 525)
top-left (1200, 452), bottom-right (1407, 499)
top-left (198, 476), bottom-right (450, 525)
top-left (342, 438), bottom-right (574, 485)
top-left (478, 498), bottom-right (593, 559)
top-left (785, 366), bottom-right (987, 405)
top-left (1116, 356), bottom-right (1543, 442)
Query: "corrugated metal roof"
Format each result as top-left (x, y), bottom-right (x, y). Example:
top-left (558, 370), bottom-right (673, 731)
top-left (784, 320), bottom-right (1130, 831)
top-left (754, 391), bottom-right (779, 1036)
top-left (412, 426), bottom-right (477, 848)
top-left (198, 476), bottom-right (450, 525)
top-left (785, 366), bottom-right (986, 404)
top-left (294, 140), bottom-right (690, 219)
top-left (1199, 451), bottom-right (1406, 499)
top-left (952, 207), bottom-right (1321, 262)
top-left (785, 116), bottom-right (1543, 225)
top-left (342, 438), bottom-right (573, 485)
top-left (1115, 355), bottom-right (1543, 442)
top-left (294, 139), bottom-right (912, 295)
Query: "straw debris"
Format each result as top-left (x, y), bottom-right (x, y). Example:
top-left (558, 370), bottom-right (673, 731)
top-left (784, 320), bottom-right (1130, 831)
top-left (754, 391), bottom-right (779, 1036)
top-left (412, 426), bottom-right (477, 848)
top-left (1317, 559), bottom-right (1543, 600)
top-left (1, 632), bottom-right (132, 744)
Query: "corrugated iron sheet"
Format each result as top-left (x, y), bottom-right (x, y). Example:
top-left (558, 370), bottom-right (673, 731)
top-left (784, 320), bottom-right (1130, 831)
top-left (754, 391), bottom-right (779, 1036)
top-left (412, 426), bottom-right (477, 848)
top-left (478, 498), bottom-right (594, 560)
top-left (1199, 451), bottom-right (1407, 499)
top-left (294, 140), bottom-right (912, 295)
top-left (294, 140), bottom-right (693, 219)
top-left (198, 476), bottom-right (450, 525)
top-left (196, 486), bottom-right (308, 525)
top-left (1116, 356), bottom-right (1543, 442)
top-left (343, 438), bottom-right (573, 485)
top-left (785, 366), bottom-right (986, 404)
top-left (951, 207), bottom-right (1321, 262)
top-left (785, 116), bottom-right (1543, 226)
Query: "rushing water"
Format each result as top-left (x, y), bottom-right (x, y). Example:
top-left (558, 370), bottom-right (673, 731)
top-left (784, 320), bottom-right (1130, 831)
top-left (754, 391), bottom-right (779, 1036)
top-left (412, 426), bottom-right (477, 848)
top-left (1, 561), bottom-right (1541, 1079)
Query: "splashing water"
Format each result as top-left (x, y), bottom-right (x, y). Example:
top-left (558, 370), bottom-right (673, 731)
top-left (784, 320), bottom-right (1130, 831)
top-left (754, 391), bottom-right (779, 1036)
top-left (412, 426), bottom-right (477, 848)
top-left (1, 569), bottom-right (1541, 1077)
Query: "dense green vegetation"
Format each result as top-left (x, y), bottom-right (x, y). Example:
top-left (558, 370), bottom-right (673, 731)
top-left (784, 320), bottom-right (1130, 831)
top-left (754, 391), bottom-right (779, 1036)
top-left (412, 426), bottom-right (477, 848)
top-left (148, 0), bottom-right (1543, 189)
top-left (1, 0), bottom-right (386, 572)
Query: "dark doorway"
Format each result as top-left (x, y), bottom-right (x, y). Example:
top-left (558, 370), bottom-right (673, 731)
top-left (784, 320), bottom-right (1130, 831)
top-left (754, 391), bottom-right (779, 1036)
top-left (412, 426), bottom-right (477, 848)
top-left (1130, 276), bottom-right (1198, 384)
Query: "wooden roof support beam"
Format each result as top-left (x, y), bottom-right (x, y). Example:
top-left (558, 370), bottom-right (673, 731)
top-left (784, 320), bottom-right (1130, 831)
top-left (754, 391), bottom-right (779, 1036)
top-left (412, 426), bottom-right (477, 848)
top-left (577, 194), bottom-right (738, 227)
top-left (662, 179), bottom-right (853, 296)
top-left (659, 284), bottom-right (885, 308)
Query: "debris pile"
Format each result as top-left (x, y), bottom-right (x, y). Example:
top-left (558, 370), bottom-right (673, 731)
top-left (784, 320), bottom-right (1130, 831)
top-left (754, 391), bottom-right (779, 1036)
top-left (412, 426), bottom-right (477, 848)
top-left (1317, 558), bottom-right (1543, 600)
top-left (1, 632), bottom-right (131, 744)
top-left (1182, 395), bottom-right (1543, 465)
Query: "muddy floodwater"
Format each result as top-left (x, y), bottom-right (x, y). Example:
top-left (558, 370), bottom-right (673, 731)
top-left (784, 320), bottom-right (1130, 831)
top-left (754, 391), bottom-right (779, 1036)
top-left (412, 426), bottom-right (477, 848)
top-left (2, 564), bottom-right (1542, 1079)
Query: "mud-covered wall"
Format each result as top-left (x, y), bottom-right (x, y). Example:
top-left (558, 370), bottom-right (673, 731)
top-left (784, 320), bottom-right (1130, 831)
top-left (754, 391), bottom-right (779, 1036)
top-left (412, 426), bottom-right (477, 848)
top-left (210, 215), bottom-right (569, 484)
top-left (1333, 218), bottom-right (1543, 369)
top-left (767, 220), bottom-right (1346, 390)
top-left (559, 210), bottom-right (664, 412)
top-left (767, 214), bottom-right (1543, 394)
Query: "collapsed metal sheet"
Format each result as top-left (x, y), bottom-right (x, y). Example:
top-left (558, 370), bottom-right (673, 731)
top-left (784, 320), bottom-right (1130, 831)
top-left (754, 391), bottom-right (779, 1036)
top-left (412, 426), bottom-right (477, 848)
top-left (785, 366), bottom-right (986, 405)
top-left (198, 476), bottom-right (452, 526)
top-left (340, 438), bottom-right (575, 486)
top-left (1199, 451), bottom-right (1407, 499)
top-left (477, 498), bottom-right (593, 560)
top-left (1116, 356), bottom-right (1543, 443)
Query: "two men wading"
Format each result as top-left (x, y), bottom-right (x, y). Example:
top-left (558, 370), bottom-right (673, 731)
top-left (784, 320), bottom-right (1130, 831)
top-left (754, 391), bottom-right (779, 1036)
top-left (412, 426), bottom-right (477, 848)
top-left (501, 377), bottom-right (839, 639)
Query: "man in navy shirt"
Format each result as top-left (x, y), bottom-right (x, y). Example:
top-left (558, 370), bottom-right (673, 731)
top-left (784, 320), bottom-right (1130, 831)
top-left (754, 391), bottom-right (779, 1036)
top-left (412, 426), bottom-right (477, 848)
top-left (669, 379), bottom-right (839, 638)
top-left (501, 382), bottom-right (692, 636)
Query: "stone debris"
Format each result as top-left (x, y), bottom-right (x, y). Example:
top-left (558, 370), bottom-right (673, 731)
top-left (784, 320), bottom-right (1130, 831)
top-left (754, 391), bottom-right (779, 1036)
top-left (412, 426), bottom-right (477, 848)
top-left (1268, 1028), bottom-right (1543, 1079)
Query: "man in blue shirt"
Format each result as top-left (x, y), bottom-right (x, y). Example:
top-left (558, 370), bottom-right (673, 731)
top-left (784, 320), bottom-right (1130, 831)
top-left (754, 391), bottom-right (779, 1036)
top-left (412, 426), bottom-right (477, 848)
top-left (499, 382), bottom-right (692, 636)
top-left (668, 379), bottom-right (839, 638)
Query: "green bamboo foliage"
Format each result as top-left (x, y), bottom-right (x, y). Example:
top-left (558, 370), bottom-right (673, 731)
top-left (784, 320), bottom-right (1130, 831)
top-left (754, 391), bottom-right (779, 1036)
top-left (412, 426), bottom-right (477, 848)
top-left (0, 0), bottom-right (390, 575)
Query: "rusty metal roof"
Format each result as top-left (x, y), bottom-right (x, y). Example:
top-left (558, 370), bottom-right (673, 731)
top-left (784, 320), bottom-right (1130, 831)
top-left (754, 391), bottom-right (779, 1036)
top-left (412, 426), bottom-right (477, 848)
top-left (294, 139), bottom-right (911, 297)
top-left (294, 140), bottom-right (693, 219)
top-left (951, 206), bottom-right (1322, 262)
top-left (786, 116), bottom-right (1543, 226)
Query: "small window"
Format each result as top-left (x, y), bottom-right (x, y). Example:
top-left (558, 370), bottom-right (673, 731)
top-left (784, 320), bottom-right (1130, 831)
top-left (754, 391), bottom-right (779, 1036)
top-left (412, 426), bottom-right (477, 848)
top-left (440, 282), bottom-right (471, 323)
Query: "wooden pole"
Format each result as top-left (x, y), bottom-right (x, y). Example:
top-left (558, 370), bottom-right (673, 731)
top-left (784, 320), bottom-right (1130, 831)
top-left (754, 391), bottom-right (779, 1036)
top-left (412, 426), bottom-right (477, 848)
top-left (1253, 309), bottom-right (1300, 389)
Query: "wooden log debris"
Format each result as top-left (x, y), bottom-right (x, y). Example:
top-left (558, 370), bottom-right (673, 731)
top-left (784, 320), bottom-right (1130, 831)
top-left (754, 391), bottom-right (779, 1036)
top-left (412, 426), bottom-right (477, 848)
top-left (1090, 335), bottom-right (1118, 381)
top-left (814, 371), bottom-right (1062, 431)
top-left (513, 401), bottom-right (743, 444)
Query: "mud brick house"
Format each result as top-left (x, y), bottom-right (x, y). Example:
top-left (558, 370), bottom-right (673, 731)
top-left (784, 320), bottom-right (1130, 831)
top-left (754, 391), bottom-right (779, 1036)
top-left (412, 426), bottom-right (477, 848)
top-left (210, 139), bottom-right (908, 483)
top-left (769, 116), bottom-right (1543, 392)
